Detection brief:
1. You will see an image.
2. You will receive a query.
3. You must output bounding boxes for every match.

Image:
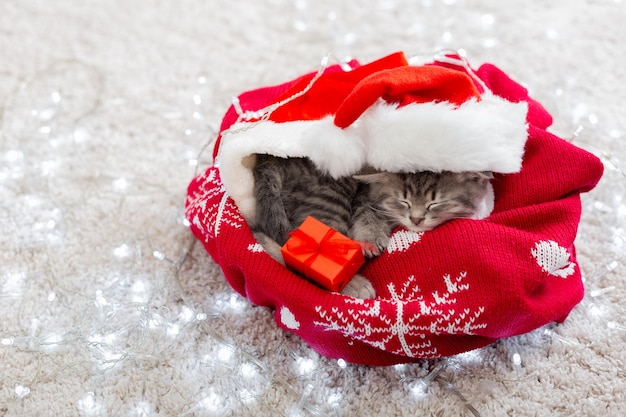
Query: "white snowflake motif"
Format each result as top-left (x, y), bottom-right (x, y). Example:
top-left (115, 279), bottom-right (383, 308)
top-left (247, 243), bottom-right (265, 253)
top-left (280, 306), bottom-right (300, 330)
top-left (531, 240), bottom-right (576, 278)
top-left (185, 167), bottom-right (244, 239)
top-left (386, 230), bottom-right (424, 253)
top-left (314, 272), bottom-right (486, 358)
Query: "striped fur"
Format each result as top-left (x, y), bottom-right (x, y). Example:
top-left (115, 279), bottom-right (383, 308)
top-left (252, 155), bottom-right (492, 254)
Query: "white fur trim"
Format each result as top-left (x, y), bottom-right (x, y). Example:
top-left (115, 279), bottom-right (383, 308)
top-left (217, 94), bottom-right (527, 223)
top-left (360, 96), bottom-right (528, 173)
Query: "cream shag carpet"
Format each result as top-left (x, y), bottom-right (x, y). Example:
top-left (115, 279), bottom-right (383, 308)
top-left (1, 1), bottom-right (625, 416)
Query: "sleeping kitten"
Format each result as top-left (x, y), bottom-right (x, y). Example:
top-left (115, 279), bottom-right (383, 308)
top-left (251, 154), bottom-right (492, 299)
top-left (350, 169), bottom-right (493, 256)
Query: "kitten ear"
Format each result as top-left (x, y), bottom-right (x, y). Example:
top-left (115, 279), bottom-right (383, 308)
top-left (352, 172), bottom-right (393, 184)
top-left (459, 171), bottom-right (493, 182)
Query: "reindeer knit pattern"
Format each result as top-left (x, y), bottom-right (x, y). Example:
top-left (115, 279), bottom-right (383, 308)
top-left (185, 54), bottom-right (603, 365)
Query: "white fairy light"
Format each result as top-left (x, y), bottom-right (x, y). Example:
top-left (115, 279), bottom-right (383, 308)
top-left (217, 344), bottom-right (235, 363)
top-left (15, 384), bottom-right (31, 400)
top-left (572, 103), bottom-right (588, 123)
top-left (482, 38), bottom-right (498, 48)
top-left (132, 280), bottom-right (146, 293)
top-left (2, 272), bottom-right (26, 296)
top-left (228, 293), bottom-right (247, 311)
top-left (148, 312), bottom-right (166, 330)
top-left (589, 286), bottom-right (616, 298)
top-left (327, 392), bottom-right (343, 407)
top-left (546, 28), bottom-right (559, 40)
top-left (112, 177), bottom-right (129, 191)
top-left (179, 306), bottom-right (194, 322)
top-left (481, 14), bottom-right (495, 26)
top-left (131, 279), bottom-right (150, 303)
top-left (40, 332), bottom-right (63, 346)
top-left (113, 244), bottom-right (132, 259)
top-left (296, 357), bottom-right (316, 375)
top-left (73, 126), bottom-right (90, 142)
top-left (39, 160), bottom-right (59, 176)
top-left (4, 149), bottom-right (23, 162)
top-left (78, 392), bottom-right (102, 416)
top-left (294, 20), bottom-right (307, 32)
top-left (240, 362), bottom-right (259, 380)
top-left (95, 289), bottom-right (108, 307)
top-left (167, 323), bottom-right (180, 337)
top-left (393, 363), bottom-right (407, 374)
top-left (587, 303), bottom-right (607, 318)
top-left (409, 380), bottom-right (429, 400)
top-left (134, 400), bottom-right (151, 417)
top-left (199, 389), bottom-right (227, 413)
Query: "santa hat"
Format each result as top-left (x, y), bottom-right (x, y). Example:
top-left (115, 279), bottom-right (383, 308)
top-left (217, 53), bottom-right (528, 225)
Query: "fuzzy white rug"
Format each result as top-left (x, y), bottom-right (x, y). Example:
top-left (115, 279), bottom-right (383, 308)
top-left (1, 1), bottom-right (625, 416)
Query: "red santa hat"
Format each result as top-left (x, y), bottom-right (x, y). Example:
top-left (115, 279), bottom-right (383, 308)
top-left (217, 53), bottom-right (528, 226)
top-left (333, 65), bottom-right (483, 128)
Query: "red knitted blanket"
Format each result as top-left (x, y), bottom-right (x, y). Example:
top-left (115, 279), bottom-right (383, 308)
top-left (186, 52), bottom-right (603, 365)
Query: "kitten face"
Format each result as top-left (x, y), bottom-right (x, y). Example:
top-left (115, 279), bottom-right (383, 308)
top-left (355, 171), bottom-right (492, 232)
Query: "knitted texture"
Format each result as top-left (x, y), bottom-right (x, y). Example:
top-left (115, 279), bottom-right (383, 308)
top-left (186, 53), bottom-right (603, 365)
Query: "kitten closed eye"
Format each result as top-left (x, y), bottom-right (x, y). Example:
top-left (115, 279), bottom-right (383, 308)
top-left (394, 200), bottom-right (411, 210)
top-left (427, 201), bottom-right (451, 212)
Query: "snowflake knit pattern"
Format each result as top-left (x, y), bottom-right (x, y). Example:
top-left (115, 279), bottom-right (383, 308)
top-left (185, 53), bottom-right (603, 365)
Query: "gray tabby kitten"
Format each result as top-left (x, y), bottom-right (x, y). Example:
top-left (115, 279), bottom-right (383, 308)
top-left (251, 154), bottom-right (492, 298)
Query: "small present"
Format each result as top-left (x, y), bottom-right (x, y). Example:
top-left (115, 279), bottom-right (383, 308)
top-left (281, 216), bottom-right (365, 292)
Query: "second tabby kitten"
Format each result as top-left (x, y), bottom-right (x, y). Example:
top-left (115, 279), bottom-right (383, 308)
top-left (251, 154), bottom-right (492, 298)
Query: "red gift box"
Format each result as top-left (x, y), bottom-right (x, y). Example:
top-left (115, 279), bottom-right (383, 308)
top-left (281, 216), bottom-right (365, 292)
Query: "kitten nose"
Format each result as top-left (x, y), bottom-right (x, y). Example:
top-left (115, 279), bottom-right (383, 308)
top-left (410, 216), bottom-right (424, 226)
